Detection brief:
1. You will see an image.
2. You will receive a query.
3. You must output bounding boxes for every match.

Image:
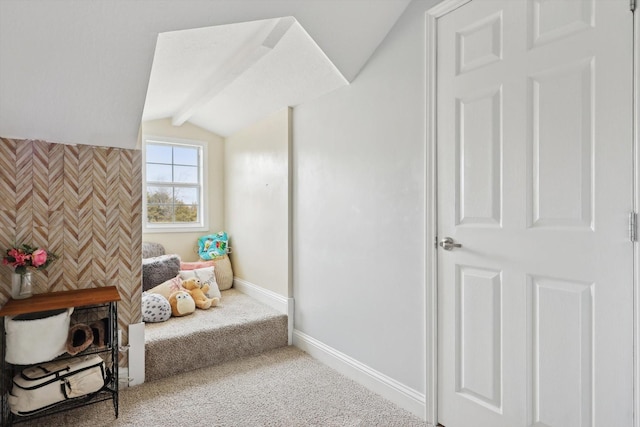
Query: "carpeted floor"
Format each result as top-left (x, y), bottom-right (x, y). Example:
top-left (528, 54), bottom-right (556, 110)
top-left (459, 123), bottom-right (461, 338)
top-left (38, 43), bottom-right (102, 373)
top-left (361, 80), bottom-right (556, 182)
top-left (18, 346), bottom-right (427, 427)
top-left (145, 289), bottom-right (288, 382)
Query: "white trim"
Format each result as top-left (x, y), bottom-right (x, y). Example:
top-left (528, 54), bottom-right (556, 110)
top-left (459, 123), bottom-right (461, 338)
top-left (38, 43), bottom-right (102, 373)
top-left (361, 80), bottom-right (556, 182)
top-left (424, 7), bottom-right (438, 426)
top-left (233, 277), bottom-right (294, 344)
top-left (142, 134), bottom-right (209, 233)
top-left (233, 277), bottom-right (288, 313)
top-left (634, 5), bottom-right (639, 427)
top-left (118, 367), bottom-right (129, 387)
top-left (287, 297), bottom-right (295, 346)
top-left (292, 330), bottom-right (427, 421)
top-left (127, 322), bottom-right (145, 386)
top-left (428, 0), bottom-right (471, 17)
top-left (424, 1), bottom-right (473, 425)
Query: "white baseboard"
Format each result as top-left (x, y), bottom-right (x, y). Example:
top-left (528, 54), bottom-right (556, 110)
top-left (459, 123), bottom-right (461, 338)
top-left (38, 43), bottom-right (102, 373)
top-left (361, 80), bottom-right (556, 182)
top-left (287, 298), bottom-right (294, 346)
top-left (233, 277), bottom-right (294, 344)
top-left (118, 367), bottom-right (129, 386)
top-left (127, 322), bottom-right (145, 386)
top-left (233, 277), bottom-right (288, 313)
top-left (292, 330), bottom-right (426, 420)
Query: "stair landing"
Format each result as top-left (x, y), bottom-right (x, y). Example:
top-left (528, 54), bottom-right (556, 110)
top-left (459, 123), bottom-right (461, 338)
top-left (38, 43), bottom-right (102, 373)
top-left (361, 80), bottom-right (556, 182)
top-left (144, 288), bottom-right (288, 382)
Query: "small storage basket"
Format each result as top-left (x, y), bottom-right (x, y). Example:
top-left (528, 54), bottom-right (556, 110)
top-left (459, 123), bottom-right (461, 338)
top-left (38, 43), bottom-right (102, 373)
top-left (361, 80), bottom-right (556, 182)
top-left (5, 308), bottom-right (74, 364)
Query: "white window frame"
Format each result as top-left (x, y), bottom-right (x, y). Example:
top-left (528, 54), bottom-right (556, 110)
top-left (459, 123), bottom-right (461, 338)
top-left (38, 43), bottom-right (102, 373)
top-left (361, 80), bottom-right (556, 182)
top-left (142, 135), bottom-right (209, 233)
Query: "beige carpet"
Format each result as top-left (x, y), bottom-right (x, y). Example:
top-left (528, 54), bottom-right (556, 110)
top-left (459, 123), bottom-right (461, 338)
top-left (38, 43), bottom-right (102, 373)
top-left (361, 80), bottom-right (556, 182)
top-left (19, 346), bottom-right (427, 427)
top-left (145, 289), bottom-right (288, 382)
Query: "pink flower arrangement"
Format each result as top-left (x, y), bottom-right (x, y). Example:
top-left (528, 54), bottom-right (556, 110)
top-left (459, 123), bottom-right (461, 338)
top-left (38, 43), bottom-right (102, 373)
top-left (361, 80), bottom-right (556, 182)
top-left (3, 244), bottom-right (58, 274)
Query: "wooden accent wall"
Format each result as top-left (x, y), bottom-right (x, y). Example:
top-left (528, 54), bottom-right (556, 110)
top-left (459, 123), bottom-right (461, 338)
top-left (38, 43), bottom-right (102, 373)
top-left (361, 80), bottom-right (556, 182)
top-left (0, 138), bottom-right (142, 355)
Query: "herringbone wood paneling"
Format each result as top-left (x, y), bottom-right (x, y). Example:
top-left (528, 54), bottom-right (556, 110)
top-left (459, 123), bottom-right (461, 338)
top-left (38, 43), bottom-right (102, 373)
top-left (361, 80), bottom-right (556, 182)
top-left (0, 139), bottom-right (16, 207)
top-left (63, 144), bottom-right (80, 287)
top-left (0, 138), bottom-right (142, 365)
top-left (0, 210), bottom-right (16, 257)
top-left (15, 142), bottom-right (33, 245)
top-left (48, 143), bottom-right (65, 291)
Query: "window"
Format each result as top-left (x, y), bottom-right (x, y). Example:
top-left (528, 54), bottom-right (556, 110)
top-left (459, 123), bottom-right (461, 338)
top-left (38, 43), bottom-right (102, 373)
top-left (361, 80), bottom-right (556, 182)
top-left (143, 137), bottom-right (207, 232)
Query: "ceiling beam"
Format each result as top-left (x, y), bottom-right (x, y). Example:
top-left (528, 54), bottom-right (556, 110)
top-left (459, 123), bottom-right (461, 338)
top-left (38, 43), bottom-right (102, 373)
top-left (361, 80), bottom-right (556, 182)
top-left (171, 16), bottom-right (296, 127)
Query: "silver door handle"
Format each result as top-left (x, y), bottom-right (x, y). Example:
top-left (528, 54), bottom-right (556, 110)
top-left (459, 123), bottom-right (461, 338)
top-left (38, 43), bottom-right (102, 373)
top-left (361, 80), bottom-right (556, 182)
top-left (439, 237), bottom-right (462, 251)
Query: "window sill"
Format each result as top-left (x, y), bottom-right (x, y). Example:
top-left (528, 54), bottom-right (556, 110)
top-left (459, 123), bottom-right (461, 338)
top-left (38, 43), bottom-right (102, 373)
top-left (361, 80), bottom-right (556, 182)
top-left (143, 225), bottom-right (208, 234)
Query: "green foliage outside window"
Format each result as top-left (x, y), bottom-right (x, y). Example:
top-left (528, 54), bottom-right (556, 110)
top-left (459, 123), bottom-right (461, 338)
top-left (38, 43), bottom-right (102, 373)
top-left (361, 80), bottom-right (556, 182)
top-left (146, 189), bottom-right (198, 223)
top-left (144, 140), bottom-right (203, 228)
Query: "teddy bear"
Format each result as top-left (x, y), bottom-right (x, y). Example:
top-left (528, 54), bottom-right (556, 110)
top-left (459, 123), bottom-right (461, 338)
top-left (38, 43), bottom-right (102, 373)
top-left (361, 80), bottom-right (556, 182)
top-left (168, 290), bottom-right (196, 316)
top-left (181, 277), bottom-right (219, 309)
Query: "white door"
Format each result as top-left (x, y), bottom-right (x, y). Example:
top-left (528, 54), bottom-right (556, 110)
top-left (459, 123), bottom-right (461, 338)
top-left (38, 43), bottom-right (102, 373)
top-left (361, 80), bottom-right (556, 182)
top-left (436, 1), bottom-right (634, 426)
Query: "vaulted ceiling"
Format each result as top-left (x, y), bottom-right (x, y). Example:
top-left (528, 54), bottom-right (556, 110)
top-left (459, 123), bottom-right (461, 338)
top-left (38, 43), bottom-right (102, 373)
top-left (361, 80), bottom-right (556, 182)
top-left (143, 16), bottom-right (349, 137)
top-left (0, 0), bottom-right (411, 149)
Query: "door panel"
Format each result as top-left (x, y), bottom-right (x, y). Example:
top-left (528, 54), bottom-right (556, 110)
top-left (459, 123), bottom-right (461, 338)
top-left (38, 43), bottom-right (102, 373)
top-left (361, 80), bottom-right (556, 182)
top-left (529, 0), bottom-right (593, 48)
top-left (456, 86), bottom-right (502, 226)
top-left (436, 1), bottom-right (634, 426)
top-left (528, 58), bottom-right (594, 228)
top-left (529, 276), bottom-right (593, 427)
top-left (456, 265), bottom-right (502, 411)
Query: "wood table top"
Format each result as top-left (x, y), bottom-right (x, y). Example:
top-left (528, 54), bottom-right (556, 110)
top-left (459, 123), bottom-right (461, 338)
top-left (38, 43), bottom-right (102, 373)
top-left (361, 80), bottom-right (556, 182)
top-left (0, 286), bottom-right (121, 316)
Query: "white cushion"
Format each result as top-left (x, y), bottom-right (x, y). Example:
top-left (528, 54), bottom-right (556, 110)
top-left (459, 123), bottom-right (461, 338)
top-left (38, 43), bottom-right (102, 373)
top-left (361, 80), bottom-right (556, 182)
top-left (146, 276), bottom-right (183, 300)
top-left (5, 308), bottom-right (73, 364)
top-left (179, 267), bottom-right (221, 299)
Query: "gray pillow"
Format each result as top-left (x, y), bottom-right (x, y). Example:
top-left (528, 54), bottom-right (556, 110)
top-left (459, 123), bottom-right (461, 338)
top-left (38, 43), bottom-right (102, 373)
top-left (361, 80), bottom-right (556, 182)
top-left (142, 254), bottom-right (180, 291)
top-left (142, 242), bottom-right (166, 258)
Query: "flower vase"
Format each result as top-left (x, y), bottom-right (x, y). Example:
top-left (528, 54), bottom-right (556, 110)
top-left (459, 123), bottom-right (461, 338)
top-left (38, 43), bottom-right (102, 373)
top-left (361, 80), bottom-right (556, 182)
top-left (11, 272), bottom-right (32, 299)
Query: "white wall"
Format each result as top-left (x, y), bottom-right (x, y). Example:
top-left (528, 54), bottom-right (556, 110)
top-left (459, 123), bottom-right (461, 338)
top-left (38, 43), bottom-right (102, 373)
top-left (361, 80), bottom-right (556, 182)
top-left (293, 0), bottom-right (438, 397)
top-left (225, 108), bottom-right (291, 298)
top-left (141, 118), bottom-right (225, 261)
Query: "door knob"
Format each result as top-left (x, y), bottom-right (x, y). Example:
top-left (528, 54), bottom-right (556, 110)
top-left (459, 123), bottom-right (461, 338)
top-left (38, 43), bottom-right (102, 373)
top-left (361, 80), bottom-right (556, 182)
top-left (439, 237), bottom-right (462, 251)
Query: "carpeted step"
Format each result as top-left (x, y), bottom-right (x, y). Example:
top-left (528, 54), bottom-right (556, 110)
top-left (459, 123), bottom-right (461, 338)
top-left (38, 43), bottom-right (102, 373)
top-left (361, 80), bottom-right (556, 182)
top-left (144, 288), bottom-right (288, 383)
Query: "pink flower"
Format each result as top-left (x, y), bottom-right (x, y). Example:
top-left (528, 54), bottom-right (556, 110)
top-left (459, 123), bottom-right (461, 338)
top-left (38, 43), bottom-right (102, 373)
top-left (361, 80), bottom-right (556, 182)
top-left (31, 249), bottom-right (48, 267)
top-left (3, 244), bottom-right (57, 273)
top-left (8, 249), bottom-right (28, 267)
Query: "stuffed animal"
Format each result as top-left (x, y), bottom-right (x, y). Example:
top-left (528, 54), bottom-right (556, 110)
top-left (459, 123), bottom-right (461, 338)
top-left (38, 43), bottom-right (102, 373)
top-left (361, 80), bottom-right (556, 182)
top-left (142, 292), bottom-right (171, 323)
top-left (181, 278), bottom-right (219, 309)
top-left (168, 290), bottom-right (196, 316)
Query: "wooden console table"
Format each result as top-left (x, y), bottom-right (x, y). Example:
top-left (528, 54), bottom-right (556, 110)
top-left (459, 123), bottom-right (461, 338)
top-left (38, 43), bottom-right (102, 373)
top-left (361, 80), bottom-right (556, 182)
top-left (0, 286), bottom-right (121, 425)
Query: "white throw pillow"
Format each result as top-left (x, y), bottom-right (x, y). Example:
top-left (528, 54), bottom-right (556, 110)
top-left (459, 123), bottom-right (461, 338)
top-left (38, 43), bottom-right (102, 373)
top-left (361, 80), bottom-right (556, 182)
top-left (146, 276), bottom-right (183, 300)
top-left (5, 308), bottom-right (73, 364)
top-left (179, 267), bottom-right (221, 299)
top-left (142, 293), bottom-right (171, 323)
